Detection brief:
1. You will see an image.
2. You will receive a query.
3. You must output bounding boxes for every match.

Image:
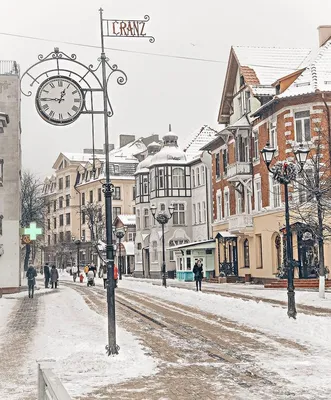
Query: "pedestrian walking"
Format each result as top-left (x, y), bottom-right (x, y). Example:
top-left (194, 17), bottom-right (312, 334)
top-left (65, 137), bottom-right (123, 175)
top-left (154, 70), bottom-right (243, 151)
top-left (44, 263), bottom-right (50, 288)
top-left (193, 259), bottom-right (203, 291)
top-left (50, 265), bottom-right (59, 289)
top-left (72, 264), bottom-right (78, 282)
top-left (26, 265), bottom-right (37, 298)
top-left (84, 265), bottom-right (89, 277)
top-left (114, 264), bottom-right (118, 288)
top-left (89, 263), bottom-right (97, 277)
top-left (101, 264), bottom-right (107, 289)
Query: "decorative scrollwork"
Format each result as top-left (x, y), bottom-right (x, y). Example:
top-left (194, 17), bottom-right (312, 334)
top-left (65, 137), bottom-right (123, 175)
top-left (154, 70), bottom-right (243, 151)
top-left (102, 182), bottom-right (114, 194)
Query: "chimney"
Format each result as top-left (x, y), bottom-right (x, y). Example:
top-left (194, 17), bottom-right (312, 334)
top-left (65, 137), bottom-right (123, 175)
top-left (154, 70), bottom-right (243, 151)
top-left (318, 25), bottom-right (331, 47)
top-left (103, 143), bottom-right (114, 153)
top-left (120, 134), bottom-right (135, 148)
top-left (142, 134), bottom-right (160, 147)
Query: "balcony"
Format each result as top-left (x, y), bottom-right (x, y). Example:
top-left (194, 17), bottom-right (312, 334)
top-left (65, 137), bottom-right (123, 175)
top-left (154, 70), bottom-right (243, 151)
top-left (226, 162), bottom-right (252, 182)
top-left (228, 214), bottom-right (253, 233)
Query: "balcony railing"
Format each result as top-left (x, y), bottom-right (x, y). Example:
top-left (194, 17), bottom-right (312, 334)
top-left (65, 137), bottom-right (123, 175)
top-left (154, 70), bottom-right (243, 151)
top-left (228, 214), bottom-right (253, 232)
top-left (0, 61), bottom-right (20, 75)
top-left (226, 162), bottom-right (252, 181)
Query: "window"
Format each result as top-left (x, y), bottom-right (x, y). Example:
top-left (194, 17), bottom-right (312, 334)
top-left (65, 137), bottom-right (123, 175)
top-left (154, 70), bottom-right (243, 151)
top-left (66, 194), bottom-right (70, 207)
top-left (132, 186), bottom-right (136, 199)
top-left (236, 191), bottom-right (243, 214)
top-left (246, 190), bottom-right (252, 214)
top-left (143, 208), bottom-right (149, 228)
top-left (197, 168), bottom-right (200, 186)
top-left (82, 211), bottom-right (86, 225)
top-left (192, 169), bottom-right (196, 188)
top-left (133, 206), bottom-right (136, 214)
top-left (198, 203), bottom-right (201, 223)
top-left (158, 169), bottom-right (165, 189)
top-left (82, 193), bottom-right (85, 206)
top-left (113, 207), bottom-right (121, 221)
top-left (215, 153), bottom-right (220, 178)
top-left (152, 241), bottom-right (158, 261)
top-left (66, 213), bottom-right (70, 225)
top-left (58, 178), bottom-right (63, 190)
top-left (143, 176), bottom-right (148, 194)
top-left (236, 135), bottom-right (250, 162)
top-left (160, 203), bottom-right (166, 211)
top-left (114, 164), bottom-right (120, 173)
top-left (187, 257), bottom-right (192, 270)
top-left (98, 188), bottom-right (102, 202)
top-left (82, 230), bottom-right (86, 241)
top-left (173, 203), bottom-right (185, 225)
top-left (53, 200), bottom-right (56, 212)
top-left (193, 204), bottom-right (196, 224)
top-left (271, 177), bottom-right (281, 208)
top-left (47, 219), bottom-right (50, 230)
top-left (269, 121), bottom-right (277, 149)
top-left (47, 203), bottom-right (50, 214)
top-left (255, 180), bottom-right (262, 211)
top-left (89, 190), bottom-right (93, 203)
top-left (244, 239), bottom-right (250, 268)
top-left (53, 233), bottom-right (57, 244)
top-left (53, 217), bottom-right (57, 229)
top-left (217, 194), bottom-right (222, 220)
top-left (257, 234), bottom-right (263, 268)
top-left (150, 170), bottom-right (155, 191)
top-left (114, 187), bottom-right (121, 200)
top-left (172, 168), bottom-right (184, 188)
top-left (222, 151), bottom-right (228, 176)
top-left (65, 175), bottom-right (70, 188)
top-left (224, 191), bottom-right (230, 218)
top-left (48, 235), bottom-right (51, 246)
top-left (297, 169), bottom-right (313, 203)
top-left (137, 209), bottom-right (140, 230)
top-left (295, 110), bottom-right (311, 142)
top-left (59, 196), bottom-right (63, 209)
top-left (253, 133), bottom-right (259, 160)
top-left (65, 231), bottom-right (71, 242)
top-left (202, 201), bottom-right (206, 223)
top-left (201, 166), bottom-right (205, 185)
top-left (59, 214), bottom-right (64, 227)
top-left (128, 232), bottom-right (136, 241)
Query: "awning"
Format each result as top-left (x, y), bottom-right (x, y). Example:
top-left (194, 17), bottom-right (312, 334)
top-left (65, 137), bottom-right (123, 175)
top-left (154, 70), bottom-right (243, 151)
top-left (167, 239), bottom-right (216, 251)
top-left (122, 241), bottom-right (134, 256)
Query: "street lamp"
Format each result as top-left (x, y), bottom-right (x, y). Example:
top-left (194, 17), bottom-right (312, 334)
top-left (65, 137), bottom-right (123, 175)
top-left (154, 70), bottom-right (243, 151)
top-left (261, 142), bottom-right (310, 319)
top-left (150, 203), bottom-right (175, 288)
top-left (113, 227), bottom-right (127, 280)
top-left (72, 236), bottom-right (84, 274)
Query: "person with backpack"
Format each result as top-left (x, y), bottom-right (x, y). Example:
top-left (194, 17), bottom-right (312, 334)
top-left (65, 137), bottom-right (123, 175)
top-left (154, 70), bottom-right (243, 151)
top-left (26, 265), bottom-right (37, 298)
top-left (193, 259), bottom-right (203, 291)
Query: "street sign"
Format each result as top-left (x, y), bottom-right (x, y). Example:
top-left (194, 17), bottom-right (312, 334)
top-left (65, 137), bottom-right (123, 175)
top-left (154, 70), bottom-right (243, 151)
top-left (21, 235), bottom-right (31, 245)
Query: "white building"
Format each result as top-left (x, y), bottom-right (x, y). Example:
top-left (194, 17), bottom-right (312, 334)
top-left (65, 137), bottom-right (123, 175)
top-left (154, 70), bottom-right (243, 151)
top-left (0, 61), bottom-right (21, 293)
top-left (134, 127), bottom-right (218, 281)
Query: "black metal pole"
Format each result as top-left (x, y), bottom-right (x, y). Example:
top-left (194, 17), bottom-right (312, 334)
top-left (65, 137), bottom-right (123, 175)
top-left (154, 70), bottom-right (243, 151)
top-left (77, 242), bottom-right (80, 274)
top-left (284, 182), bottom-right (296, 319)
top-left (99, 8), bottom-right (118, 355)
top-left (161, 222), bottom-right (166, 288)
top-left (119, 236), bottom-right (122, 280)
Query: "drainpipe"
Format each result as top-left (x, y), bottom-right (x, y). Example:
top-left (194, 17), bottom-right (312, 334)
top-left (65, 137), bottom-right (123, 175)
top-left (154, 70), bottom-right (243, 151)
top-left (321, 93), bottom-right (331, 169)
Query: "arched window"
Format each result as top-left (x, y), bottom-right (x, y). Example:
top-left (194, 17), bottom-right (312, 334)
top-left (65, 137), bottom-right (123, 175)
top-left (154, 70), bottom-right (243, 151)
top-left (173, 167), bottom-right (184, 188)
top-left (244, 239), bottom-right (250, 268)
top-left (275, 234), bottom-right (281, 270)
top-left (143, 176), bottom-right (148, 195)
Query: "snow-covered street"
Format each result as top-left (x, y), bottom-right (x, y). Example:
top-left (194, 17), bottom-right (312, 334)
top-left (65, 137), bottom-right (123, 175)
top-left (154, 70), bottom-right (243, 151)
top-left (1, 275), bottom-right (331, 399)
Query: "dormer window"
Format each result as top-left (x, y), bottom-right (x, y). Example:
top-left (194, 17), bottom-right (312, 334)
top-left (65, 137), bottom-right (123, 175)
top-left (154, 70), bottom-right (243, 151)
top-left (240, 75), bottom-right (245, 87)
top-left (114, 164), bottom-right (120, 174)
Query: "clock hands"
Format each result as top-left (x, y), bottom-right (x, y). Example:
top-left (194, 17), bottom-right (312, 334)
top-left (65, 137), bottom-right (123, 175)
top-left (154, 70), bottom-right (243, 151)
top-left (58, 89), bottom-right (66, 103)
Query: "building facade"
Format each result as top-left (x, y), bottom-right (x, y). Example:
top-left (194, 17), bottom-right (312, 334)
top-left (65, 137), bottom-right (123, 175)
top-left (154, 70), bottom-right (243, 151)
top-left (206, 26), bottom-right (331, 281)
top-left (0, 61), bottom-right (21, 293)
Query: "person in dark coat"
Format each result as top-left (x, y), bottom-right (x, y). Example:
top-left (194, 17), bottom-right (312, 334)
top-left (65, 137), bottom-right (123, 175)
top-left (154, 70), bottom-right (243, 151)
top-left (193, 259), bottom-right (203, 291)
top-left (50, 265), bottom-right (59, 289)
top-left (44, 263), bottom-right (50, 288)
top-left (26, 265), bottom-right (37, 298)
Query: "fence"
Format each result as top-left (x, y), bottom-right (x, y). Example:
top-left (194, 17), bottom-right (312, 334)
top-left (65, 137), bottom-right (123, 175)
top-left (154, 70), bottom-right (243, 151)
top-left (38, 360), bottom-right (71, 400)
top-left (0, 60), bottom-right (20, 75)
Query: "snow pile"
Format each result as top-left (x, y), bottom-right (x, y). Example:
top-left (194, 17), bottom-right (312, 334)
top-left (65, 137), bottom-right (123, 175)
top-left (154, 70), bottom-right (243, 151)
top-left (0, 296), bottom-right (17, 346)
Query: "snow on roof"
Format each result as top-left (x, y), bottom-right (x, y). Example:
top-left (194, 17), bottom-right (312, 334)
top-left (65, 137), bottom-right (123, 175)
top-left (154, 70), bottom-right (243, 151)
top-left (62, 152), bottom-right (96, 162)
top-left (183, 126), bottom-right (219, 158)
top-left (278, 39), bottom-right (331, 98)
top-left (233, 46), bottom-right (312, 92)
top-left (117, 214), bottom-right (136, 225)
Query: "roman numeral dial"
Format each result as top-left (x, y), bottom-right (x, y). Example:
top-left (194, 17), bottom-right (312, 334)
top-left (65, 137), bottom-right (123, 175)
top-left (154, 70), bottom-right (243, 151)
top-left (35, 76), bottom-right (84, 126)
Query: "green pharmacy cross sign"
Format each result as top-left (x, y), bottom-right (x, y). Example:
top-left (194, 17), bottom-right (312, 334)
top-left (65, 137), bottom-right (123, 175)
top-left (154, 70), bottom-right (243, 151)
top-left (22, 222), bottom-right (43, 241)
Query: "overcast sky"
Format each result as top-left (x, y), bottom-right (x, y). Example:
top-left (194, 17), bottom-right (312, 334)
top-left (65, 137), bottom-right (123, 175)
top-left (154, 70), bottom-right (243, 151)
top-left (1, 0), bottom-right (331, 178)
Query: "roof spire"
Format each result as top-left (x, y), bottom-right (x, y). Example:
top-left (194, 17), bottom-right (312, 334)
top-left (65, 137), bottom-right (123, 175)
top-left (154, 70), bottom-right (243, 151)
top-left (169, 123), bottom-right (172, 132)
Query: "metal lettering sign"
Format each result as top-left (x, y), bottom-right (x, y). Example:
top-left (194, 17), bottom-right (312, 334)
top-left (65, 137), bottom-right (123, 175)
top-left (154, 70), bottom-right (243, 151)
top-left (102, 15), bottom-right (155, 43)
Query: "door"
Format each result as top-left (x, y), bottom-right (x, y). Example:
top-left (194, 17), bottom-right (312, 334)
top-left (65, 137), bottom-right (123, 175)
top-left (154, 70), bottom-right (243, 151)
top-left (144, 249), bottom-right (150, 278)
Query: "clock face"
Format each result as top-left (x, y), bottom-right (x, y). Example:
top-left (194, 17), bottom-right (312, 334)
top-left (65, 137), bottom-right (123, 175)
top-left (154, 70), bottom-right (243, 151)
top-left (35, 76), bottom-right (84, 125)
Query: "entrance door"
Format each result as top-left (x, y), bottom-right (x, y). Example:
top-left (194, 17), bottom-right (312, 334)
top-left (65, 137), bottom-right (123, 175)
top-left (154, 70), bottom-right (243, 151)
top-left (144, 249), bottom-right (150, 278)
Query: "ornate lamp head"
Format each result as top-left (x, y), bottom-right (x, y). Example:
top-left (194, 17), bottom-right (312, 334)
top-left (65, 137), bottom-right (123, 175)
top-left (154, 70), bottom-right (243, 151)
top-left (261, 142), bottom-right (276, 168)
top-left (168, 203), bottom-right (175, 216)
top-left (294, 143), bottom-right (310, 168)
top-left (150, 204), bottom-right (157, 216)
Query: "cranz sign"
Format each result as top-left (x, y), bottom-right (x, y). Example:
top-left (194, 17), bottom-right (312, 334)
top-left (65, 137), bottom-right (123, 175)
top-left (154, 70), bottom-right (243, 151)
top-left (102, 15), bottom-right (155, 42)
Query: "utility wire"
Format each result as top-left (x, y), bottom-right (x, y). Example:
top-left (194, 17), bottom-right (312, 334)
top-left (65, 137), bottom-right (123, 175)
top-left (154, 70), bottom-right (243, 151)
top-left (0, 31), bottom-right (304, 72)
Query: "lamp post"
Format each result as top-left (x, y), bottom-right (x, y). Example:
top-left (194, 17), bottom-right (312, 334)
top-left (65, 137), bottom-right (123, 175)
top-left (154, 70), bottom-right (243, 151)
top-left (150, 204), bottom-right (175, 288)
top-left (113, 227), bottom-right (127, 280)
top-left (72, 236), bottom-right (84, 274)
top-left (261, 142), bottom-right (310, 319)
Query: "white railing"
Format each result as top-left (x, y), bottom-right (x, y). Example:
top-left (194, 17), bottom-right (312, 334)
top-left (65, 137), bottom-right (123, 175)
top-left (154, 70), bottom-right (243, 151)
top-left (228, 214), bottom-right (253, 232)
top-left (38, 360), bottom-right (71, 400)
top-left (226, 162), bottom-right (252, 179)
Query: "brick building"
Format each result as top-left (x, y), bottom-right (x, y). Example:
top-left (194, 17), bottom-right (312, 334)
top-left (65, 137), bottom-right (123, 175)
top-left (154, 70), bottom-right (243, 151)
top-left (204, 26), bottom-right (331, 281)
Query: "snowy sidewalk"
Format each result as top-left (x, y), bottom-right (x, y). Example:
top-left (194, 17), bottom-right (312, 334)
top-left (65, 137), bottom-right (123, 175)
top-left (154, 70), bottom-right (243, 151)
top-left (0, 284), bottom-right (157, 400)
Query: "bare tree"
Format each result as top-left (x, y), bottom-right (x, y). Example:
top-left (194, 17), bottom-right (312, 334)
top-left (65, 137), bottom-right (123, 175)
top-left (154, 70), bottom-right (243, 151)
top-left (81, 202), bottom-right (105, 243)
top-left (21, 171), bottom-right (46, 271)
top-left (291, 124), bottom-right (331, 297)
